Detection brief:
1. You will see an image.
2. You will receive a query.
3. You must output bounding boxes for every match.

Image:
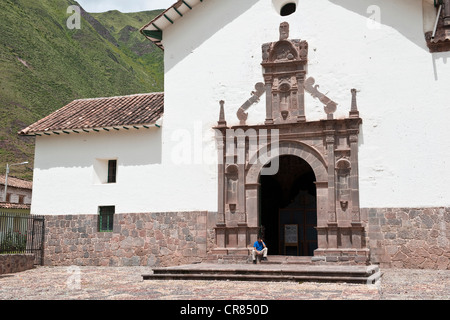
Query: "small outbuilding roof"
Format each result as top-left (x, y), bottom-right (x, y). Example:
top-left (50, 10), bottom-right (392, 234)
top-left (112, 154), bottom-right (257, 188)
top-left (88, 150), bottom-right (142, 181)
top-left (19, 92), bottom-right (164, 136)
top-left (0, 175), bottom-right (32, 190)
top-left (0, 202), bottom-right (31, 210)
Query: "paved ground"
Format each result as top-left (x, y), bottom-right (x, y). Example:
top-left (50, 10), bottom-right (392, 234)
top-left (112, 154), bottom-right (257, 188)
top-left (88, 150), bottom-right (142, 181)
top-left (0, 265), bottom-right (449, 301)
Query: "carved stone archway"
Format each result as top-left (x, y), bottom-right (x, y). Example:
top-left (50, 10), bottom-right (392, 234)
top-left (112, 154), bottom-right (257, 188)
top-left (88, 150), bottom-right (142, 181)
top-left (245, 140), bottom-right (328, 228)
top-left (212, 22), bottom-right (368, 264)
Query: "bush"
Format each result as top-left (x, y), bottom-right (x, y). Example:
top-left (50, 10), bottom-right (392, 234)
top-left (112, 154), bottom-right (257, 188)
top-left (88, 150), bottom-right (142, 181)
top-left (0, 230), bottom-right (27, 253)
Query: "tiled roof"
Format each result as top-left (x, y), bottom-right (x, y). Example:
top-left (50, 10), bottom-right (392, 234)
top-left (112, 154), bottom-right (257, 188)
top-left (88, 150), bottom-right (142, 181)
top-left (140, 0), bottom-right (202, 50)
top-left (0, 202), bottom-right (31, 210)
top-left (19, 92), bottom-right (164, 135)
top-left (0, 176), bottom-right (32, 190)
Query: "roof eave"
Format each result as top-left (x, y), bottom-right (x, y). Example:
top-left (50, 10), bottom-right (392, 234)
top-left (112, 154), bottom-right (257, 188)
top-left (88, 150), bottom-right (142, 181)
top-left (140, 0), bottom-right (204, 50)
top-left (19, 120), bottom-right (163, 137)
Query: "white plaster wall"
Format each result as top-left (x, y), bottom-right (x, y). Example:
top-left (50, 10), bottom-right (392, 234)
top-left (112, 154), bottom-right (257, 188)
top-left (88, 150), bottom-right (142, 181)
top-left (32, 0), bottom-right (450, 215)
top-left (161, 0), bottom-right (450, 209)
top-left (31, 128), bottom-right (166, 215)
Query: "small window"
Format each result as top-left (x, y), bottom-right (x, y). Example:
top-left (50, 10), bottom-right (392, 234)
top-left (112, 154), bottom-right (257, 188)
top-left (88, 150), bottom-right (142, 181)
top-left (280, 3), bottom-right (296, 16)
top-left (18, 195), bottom-right (25, 204)
top-left (107, 160), bottom-right (117, 183)
top-left (93, 158), bottom-right (118, 184)
top-left (98, 206), bottom-right (115, 232)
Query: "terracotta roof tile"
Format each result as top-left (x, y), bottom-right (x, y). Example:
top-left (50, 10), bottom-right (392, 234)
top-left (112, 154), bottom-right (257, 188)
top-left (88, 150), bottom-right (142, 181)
top-left (0, 202), bottom-right (31, 210)
top-left (0, 176), bottom-right (32, 190)
top-left (19, 92), bottom-right (164, 135)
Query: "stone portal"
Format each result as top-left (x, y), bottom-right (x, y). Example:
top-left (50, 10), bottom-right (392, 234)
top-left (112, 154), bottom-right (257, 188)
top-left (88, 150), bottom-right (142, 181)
top-left (212, 22), bottom-right (368, 264)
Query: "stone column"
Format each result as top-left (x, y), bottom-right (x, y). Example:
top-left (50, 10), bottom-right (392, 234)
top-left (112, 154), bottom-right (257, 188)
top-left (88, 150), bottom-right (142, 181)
top-left (215, 101), bottom-right (227, 227)
top-left (216, 135), bottom-right (225, 226)
top-left (245, 183), bottom-right (259, 228)
top-left (325, 133), bottom-right (338, 249)
top-left (237, 137), bottom-right (246, 225)
top-left (349, 133), bottom-right (363, 249)
top-left (326, 134), bottom-right (336, 223)
top-left (349, 133), bottom-right (361, 222)
top-left (264, 75), bottom-right (274, 125)
top-left (296, 74), bottom-right (306, 122)
top-left (214, 128), bottom-right (227, 251)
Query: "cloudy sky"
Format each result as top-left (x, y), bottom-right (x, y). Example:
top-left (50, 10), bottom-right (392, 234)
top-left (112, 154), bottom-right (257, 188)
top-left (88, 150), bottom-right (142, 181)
top-left (76, 0), bottom-right (175, 13)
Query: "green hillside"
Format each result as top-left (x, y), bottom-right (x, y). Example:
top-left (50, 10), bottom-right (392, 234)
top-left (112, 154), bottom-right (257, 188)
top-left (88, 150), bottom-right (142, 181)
top-left (0, 0), bottom-right (163, 180)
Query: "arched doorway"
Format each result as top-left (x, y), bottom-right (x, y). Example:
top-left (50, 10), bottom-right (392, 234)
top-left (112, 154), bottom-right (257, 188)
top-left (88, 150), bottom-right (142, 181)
top-left (260, 155), bottom-right (317, 256)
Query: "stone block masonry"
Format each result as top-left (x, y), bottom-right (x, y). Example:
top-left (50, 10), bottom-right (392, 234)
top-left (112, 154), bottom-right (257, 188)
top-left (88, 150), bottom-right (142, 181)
top-left (365, 207), bottom-right (450, 269)
top-left (43, 212), bottom-right (213, 267)
top-left (0, 254), bottom-right (35, 275)
top-left (43, 208), bottom-right (449, 270)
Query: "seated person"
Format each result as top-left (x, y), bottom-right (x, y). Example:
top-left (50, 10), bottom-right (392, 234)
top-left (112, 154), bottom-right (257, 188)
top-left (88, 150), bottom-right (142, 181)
top-left (252, 236), bottom-right (268, 264)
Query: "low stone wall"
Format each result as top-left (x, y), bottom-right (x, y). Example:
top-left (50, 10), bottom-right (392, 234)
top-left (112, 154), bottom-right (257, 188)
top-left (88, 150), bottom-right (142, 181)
top-left (365, 207), bottom-right (449, 269)
top-left (44, 212), bottom-right (214, 267)
top-left (0, 254), bottom-right (35, 275)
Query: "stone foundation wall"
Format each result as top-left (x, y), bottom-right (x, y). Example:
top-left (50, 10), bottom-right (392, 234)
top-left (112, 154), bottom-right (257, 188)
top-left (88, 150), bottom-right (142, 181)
top-left (42, 208), bottom-right (450, 270)
top-left (365, 207), bottom-right (450, 269)
top-left (44, 212), bottom-right (214, 267)
top-left (0, 254), bottom-right (35, 275)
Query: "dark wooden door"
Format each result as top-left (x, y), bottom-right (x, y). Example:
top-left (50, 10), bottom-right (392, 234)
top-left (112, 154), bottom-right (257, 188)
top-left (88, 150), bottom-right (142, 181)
top-left (279, 191), bottom-right (317, 256)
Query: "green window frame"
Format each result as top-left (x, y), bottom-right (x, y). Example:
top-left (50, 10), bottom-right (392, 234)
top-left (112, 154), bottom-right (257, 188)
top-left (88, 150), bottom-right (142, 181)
top-left (98, 206), bottom-right (115, 232)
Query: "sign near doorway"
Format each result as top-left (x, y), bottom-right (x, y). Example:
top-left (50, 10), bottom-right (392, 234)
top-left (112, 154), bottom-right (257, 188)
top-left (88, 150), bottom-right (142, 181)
top-left (284, 224), bottom-right (299, 255)
top-left (284, 224), bottom-right (298, 244)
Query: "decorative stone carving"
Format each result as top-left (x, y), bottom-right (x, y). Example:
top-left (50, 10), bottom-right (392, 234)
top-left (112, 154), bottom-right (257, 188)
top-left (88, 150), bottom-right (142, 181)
top-left (279, 21), bottom-right (289, 40)
top-left (261, 22), bottom-right (308, 124)
top-left (299, 41), bottom-right (308, 60)
top-left (425, 0), bottom-right (450, 52)
top-left (349, 89), bottom-right (359, 118)
top-left (271, 41), bottom-right (298, 61)
top-left (225, 164), bottom-right (238, 212)
top-left (304, 77), bottom-right (338, 118)
top-left (336, 158), bottom-right (351, 211)
top-left (236, 82), bottom-right (265, 125)
top-left (217, 100), bottom-right (227, 127)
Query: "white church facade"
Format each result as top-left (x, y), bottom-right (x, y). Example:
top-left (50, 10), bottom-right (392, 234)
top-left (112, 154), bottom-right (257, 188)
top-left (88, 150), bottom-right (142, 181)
top-left (20, 0), bottom-right (449, 269)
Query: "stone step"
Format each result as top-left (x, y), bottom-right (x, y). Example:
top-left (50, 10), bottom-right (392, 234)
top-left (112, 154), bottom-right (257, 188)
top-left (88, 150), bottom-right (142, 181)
top-left (204, 255), bottom-right (315, 265)
top-left (142, 263), bottom-right (381, 284)
top-left (144, 273), bottom-right (379, 284)
top-left (257, 255), bottom-right (314, 265)
top-left (151, 264), bottom-right (379, 277)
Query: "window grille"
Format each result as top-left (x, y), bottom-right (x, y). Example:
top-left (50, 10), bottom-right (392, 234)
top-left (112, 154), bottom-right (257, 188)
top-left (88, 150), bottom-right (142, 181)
top-left (98, 206), bottom-right (115, 232)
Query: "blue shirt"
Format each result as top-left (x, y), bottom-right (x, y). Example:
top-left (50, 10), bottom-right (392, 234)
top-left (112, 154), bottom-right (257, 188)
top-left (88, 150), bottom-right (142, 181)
top-left (254, 240), bottom-right (265, 251)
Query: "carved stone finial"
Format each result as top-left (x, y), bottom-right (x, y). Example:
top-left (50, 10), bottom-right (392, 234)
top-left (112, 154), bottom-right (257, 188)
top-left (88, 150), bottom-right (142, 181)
top-left (349, 89), bottom-right (359, 118)
top-left (279, 21), bottom-right (289, 41)
top-left (217, 100), bottom-right (227, 127)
